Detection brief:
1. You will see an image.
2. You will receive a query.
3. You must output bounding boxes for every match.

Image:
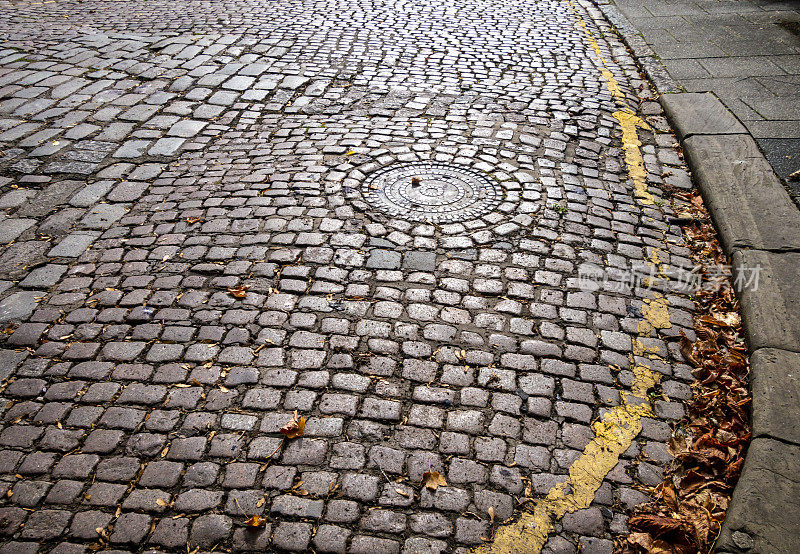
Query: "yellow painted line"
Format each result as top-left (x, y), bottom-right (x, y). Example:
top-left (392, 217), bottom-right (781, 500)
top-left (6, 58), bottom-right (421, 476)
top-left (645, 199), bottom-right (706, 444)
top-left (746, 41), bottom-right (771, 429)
top-left (571, 1), bottom-right (657, 206)
top-left (474, 365), bottom-right (661, 554)
top-left (475, 3), bottom-right (676, 552)
top-left (614, 110), bottom-right (655, 206)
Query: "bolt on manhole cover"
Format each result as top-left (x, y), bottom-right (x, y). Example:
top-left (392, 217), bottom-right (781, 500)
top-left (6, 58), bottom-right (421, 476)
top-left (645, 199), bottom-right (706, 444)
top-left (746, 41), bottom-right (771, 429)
top-left (361, 162), bottom-right (502, 223)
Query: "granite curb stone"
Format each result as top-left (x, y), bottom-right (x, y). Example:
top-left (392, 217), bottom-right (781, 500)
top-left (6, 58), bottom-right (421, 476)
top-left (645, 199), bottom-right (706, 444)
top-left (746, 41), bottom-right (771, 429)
top-left (714, 438), bottom-right (800, 554)
top-left (661, 93), bottom-right (748, 137)
top-left (748, 348), bottom-right (800, 445)
top-left (682, 133), bottom-right (800, 254)
top-left (732, 250), bottom-right (800, 355)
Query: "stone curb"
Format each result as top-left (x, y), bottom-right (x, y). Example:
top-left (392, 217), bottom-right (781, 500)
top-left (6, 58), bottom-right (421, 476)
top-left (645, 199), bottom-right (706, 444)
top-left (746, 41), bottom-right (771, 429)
top-left (659, 91), bottom-right (800, 552)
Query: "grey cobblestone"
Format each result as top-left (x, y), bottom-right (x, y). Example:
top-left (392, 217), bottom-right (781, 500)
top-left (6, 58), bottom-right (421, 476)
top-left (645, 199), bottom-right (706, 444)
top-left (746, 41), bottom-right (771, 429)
top-left (0, 0), bottom-right (698, 550)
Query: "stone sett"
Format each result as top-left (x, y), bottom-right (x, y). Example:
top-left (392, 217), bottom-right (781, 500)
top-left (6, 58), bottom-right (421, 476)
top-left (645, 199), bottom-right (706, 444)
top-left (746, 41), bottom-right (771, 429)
top-left (0, 1), bottom-right (699, 551)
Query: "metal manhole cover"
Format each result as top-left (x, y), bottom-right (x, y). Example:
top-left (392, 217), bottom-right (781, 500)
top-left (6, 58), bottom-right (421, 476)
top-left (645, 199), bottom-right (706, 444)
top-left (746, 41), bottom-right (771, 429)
top-left (361, 162), bottom-right (502, 223)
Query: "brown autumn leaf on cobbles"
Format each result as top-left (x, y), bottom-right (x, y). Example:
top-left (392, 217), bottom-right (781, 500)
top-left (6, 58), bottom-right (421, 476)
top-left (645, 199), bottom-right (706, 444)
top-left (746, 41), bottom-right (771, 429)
top-left (244, 515), bottom-right (266, 528)
top-left (421, 470), bottom-right (447, 491)
top-left (227, 285), bottom-right (249, 299)
top-left (186, 216), bottom-right (203, 224)
top-left (279, 411), bottom-right (305, 439)
top-left (620, 190), bottom-right (751, 554)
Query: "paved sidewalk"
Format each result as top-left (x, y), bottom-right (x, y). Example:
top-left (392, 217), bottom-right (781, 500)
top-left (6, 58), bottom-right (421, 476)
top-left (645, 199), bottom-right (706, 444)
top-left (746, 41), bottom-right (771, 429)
top-left (609, 0), bottom-right (800, 188)
top-left (0, 0), bottom-right (700, 552)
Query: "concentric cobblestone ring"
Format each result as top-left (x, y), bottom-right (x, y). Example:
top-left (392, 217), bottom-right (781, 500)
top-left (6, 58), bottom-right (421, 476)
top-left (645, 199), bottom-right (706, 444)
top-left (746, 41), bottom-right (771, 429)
top-left (360, 162), bottom-right (502, 223)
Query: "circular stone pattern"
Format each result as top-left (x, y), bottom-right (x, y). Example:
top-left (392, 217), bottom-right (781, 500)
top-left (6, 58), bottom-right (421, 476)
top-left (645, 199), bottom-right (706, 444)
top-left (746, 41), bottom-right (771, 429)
top-left (361, 162), bottom-right (502, 223)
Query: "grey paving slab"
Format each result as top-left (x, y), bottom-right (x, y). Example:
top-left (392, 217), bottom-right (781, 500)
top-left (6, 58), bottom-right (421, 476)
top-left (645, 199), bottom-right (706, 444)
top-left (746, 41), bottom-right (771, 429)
top-left (742, 97), bottom-right (800, 120)
top-left (698, 57), bottom-right (787, 78)
top-left (661, 58), bottom-right (712, 79)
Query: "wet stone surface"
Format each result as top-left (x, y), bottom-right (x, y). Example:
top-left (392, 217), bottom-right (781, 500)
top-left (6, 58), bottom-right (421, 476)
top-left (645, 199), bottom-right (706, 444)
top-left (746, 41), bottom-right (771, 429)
top-left (0, 0), bottom-right (698, 552)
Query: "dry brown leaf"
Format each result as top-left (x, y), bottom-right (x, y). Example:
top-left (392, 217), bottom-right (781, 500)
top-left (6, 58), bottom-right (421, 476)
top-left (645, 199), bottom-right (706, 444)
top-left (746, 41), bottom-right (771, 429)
top-left (186, 216), bottom-right (203, 224)
top-left (280, 411), bottom-right (306, 439)
top-left (244, 515), bottom-right (266, 528)
top-left (422, 470), bottom-right (447, 491)
top-left (712, 311), bottom-right (740, 327)
top-left (628, 514), bottom-right (683, 537)
top-left (227, 285), bottom-right (250, 299)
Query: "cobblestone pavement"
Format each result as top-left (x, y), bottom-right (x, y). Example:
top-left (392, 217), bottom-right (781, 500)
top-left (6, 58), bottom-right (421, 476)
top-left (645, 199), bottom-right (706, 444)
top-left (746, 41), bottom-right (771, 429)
top-left (0, 0), bottom-right (699, 552)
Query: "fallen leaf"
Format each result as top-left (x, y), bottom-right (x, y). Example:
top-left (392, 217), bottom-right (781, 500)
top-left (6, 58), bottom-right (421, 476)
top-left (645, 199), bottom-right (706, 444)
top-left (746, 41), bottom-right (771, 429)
top-left (244, 515), bottom-right (266, 528)
top-left (712, 311), bottom-right (740, 327)
top-left (628, 514), bottom-right (683, 537)
top-left (186, 216), bottom-right (203, 224)
top-left (228, 285), bottom-right (250, 298)
top-left (280, 410), bottom-right (306, 439)
top-left (422, 470), bottom-right (447, 491)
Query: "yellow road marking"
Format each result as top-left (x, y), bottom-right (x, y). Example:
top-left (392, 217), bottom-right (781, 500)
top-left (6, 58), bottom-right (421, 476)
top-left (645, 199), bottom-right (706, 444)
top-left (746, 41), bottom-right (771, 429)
top-left (614, 110), bottom-right (655, 206)
top-left (474, 365), bottom-right (661, 554)
top-left (475, 3), bottom-right (675, 552)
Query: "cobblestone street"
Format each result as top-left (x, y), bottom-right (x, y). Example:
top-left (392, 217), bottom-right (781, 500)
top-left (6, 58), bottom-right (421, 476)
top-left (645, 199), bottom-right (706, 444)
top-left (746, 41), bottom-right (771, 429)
top-left (0, 0), bottom-right (699, 552)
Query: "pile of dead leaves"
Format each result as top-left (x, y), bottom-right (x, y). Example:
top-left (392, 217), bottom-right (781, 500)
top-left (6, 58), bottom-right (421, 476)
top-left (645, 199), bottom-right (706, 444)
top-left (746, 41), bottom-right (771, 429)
top-left (620, 191), bottom-right (751, 553)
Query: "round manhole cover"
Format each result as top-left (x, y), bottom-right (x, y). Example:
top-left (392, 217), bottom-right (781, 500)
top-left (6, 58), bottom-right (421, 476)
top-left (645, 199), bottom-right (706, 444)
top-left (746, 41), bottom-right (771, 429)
top-left (361, 162), bottom-right (502, 223)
